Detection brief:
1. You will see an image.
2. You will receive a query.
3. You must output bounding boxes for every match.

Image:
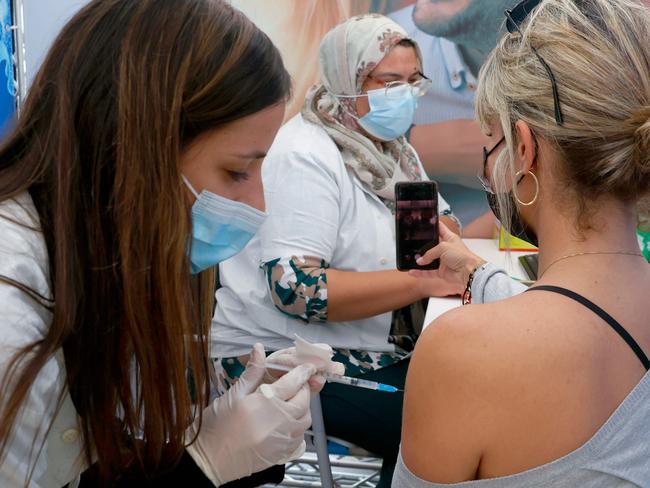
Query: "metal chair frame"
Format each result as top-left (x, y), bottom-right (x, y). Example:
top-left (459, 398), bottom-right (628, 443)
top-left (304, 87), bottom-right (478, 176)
top-left (272, 395), bottom-right (382, 488)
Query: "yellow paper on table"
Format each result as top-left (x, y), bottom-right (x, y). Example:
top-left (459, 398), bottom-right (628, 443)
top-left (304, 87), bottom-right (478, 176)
top-left (497, 226), bottom-right (538, 252)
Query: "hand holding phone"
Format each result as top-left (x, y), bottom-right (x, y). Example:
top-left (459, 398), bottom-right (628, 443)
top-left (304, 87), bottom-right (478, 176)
top-left (409, 221), bottom-right (485, 296)
top-left (395, 181), bottom-right (439, 271)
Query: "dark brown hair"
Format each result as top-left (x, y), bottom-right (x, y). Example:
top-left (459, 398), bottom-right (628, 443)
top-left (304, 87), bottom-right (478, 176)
top-left (0, 0), bottom-right (290, 482)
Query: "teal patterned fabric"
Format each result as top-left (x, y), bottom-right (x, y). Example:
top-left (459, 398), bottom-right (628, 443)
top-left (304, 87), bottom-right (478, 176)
top-left (331, 348), bottom-right (409, 376)
top-left (246, 253), bottom-right (412, 380)
top-left (264, 255), bottom-right (329, 322)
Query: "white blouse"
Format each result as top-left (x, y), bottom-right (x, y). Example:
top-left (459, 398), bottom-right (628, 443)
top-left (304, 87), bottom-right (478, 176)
top-left (0, 193), bottom-right (85, 487)
top-left (211, 114), bottom-right (452, 358)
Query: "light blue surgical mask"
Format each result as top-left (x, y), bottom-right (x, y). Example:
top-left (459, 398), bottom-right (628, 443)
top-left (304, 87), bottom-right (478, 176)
top-left (183, 176), bottom-right (266, 274)
top-left (357, 84), bottom-right (418, 141)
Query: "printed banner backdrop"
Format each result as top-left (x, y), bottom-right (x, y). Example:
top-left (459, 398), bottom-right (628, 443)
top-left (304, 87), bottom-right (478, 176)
top-left (229, 1), bottom-right (420, 122)
top-left (0, 0), bottom-right (15, 141)
top-left (228, 0), bottom-right (650, 230)
top-left (228, 0), bottom-right (510, 225)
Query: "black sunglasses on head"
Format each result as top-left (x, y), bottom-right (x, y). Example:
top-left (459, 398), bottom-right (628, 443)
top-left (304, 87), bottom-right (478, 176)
top-left (478, 136), bottom-right (506, 193)
top-left (505, 0), bottom-right (564, 125)
top-left (505, 0), bottom-right (543, 32)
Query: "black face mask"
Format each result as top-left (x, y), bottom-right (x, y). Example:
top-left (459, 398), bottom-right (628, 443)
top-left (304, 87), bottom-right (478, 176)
top-left (486, 191), bottom-right (538, 247)
top-left (481, 133), bottom-right (539, 248)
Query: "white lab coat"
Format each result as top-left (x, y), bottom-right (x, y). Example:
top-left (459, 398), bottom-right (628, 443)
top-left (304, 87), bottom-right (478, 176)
top-left (0, 193), bottom-right (85, 487)
top-left (211, 114), bottom-right (452, 358)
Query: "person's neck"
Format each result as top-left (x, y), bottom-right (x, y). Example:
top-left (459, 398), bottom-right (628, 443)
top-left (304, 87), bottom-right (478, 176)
top-left (457, 45), bottom-right (485, 78)
top-left (536, 199), bottom-right (643, 280)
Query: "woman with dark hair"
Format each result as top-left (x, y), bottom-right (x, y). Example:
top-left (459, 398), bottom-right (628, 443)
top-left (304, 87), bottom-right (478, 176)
top-left (0, 0), bottom-right (337, 486)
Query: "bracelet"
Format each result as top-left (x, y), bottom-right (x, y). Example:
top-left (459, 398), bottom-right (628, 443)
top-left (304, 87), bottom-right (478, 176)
top-left (462, 261), bottom-right (487, 305)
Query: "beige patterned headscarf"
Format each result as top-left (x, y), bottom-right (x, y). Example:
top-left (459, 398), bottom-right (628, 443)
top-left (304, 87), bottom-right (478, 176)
top-left (301, 14), bottom-right (424, 202)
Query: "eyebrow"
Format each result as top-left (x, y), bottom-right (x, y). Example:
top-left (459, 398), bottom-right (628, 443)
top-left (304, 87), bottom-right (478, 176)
top-left (372, 70), bottom-right (424, 79)
top-left (232, 150), bottom-right (267, 159)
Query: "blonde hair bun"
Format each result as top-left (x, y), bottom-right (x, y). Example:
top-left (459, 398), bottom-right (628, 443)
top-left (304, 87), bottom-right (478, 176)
top-left (629, 107), bottom-right (650, 180)
top-left (476, 0), bottom-right (650, 213)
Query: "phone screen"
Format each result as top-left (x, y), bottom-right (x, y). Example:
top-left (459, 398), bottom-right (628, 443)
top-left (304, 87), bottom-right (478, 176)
top-left (395, 182), bottom-right (439, 271)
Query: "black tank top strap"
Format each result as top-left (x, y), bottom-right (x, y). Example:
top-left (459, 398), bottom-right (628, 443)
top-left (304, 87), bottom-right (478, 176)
top-left (525, 285), bottom-right (650, 371)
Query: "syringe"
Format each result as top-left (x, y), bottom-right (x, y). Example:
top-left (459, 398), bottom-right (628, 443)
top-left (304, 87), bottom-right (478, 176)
top-left (321, 372), bottom-right (402, 392)
top-left (266, 363), bottom-right (403, 393)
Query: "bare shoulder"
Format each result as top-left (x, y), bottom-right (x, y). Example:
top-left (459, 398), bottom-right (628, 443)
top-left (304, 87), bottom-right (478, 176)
top-left (401, 296), bottom-right (551, 482)
top-left (419, 287), bottom-right (565, 356)
top-left (401, 304), bottom-right (504, 481)
top-left (410, 294), bottom-right (557, 393)
top-left (414, 300), bottom-right (519, 368)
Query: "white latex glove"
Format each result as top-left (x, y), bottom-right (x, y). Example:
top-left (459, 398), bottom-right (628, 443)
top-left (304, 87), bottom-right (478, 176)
top-left (265, 336), bottom-right (345, 392)
top-left (187, 343), bottom-right (316, 486)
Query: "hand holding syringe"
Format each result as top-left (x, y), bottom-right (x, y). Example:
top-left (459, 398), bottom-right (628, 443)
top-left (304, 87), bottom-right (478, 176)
top-left (266, 363), bottom-right (403, 393)
top-left (264, 335), bottom-right (403, 393)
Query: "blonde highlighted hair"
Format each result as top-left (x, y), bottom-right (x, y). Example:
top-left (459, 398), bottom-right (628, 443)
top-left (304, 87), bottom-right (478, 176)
top-left (476, 0), bottom-right (650, 230)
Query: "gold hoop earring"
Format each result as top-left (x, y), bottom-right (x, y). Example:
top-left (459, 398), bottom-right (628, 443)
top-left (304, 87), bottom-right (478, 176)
top-left (512, 170), bottom-right (539, 206)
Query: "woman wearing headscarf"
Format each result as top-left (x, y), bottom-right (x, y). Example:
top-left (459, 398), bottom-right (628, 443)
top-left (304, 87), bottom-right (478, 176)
top-left (211, 14), bottom-right (460, 486)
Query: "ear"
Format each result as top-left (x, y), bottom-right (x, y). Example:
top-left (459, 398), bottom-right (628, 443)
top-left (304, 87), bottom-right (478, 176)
top-left (356, 78), bottom-right (371, 118)
top-left (514, 120), bottom-right (536, 173)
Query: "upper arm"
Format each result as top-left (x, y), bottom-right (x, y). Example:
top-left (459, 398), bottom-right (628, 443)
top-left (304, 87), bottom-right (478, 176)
top-left (0, 209), bottom-right (65, 486)
top-left (258, 147), bottom-right (341, 322)
top-left (264, 255), bottom-right (329, 323)
top-left (410, 120), bottom-right (490, 175)
top-left (401, 308), bottom-right (490, 484)
top-left (0, 278), bottom-right (53, 487)
top-left (260, 149), bottom-right (341, 263)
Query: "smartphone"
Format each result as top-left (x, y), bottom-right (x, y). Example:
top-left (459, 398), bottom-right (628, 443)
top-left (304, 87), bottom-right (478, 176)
top-left (395, 181), bottom-right (439, 271)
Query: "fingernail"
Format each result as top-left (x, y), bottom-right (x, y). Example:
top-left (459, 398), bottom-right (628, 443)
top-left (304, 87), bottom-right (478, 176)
top-left (416, 257), bottom-right (424, 265)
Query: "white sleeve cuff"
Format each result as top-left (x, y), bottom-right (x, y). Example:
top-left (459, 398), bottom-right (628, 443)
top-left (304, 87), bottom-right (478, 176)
top-left (471, 262), bottom-right (528, 304)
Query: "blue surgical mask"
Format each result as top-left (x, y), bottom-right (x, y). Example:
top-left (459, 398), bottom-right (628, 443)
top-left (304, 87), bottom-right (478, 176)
top-left (183, 176), bottom-right (266, 274)
top-left (358, 84), bottom-right (418, 141)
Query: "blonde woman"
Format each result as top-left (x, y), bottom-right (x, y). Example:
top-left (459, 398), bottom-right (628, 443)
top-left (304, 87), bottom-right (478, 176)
top-left (395, 0), bottom-right (650, 486)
